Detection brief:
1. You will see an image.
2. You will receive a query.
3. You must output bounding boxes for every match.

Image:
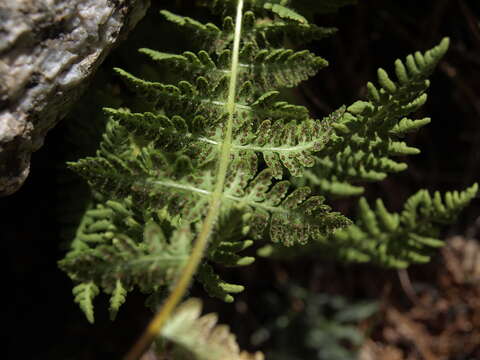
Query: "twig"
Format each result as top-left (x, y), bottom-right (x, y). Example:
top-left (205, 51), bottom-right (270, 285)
top-left (398, 268), bottom-right (420, 305)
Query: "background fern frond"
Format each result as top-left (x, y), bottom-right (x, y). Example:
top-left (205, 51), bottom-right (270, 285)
top-left (155, 298), bottom-right (265, 360)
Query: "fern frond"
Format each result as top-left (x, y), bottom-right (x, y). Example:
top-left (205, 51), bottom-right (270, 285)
top-left (65, 198), bottom-right (140, 251)
top-left (208, 209), bottom-right (255, 267)
top-left (253, 19), bottom-right (337, 48)
top-left (231, 106), bottom-right (340, 178)
top-left (164, 8), bottom-right (336, 53)
top-left (196, 209), bottom-right (255, 302)
top-left (160, 10), bottom-right (221, 48)
top-left (197, 263), bottom-right (245, 303)
top-left (260, 184), bottom-right (478, 268)
top-left (222, 159), bottom-right (351, 245)
top-left (72, 146), bottom-right (350, 247)
top-left (155, 298), bottom-right (264, 360)
top-left (114, 67), bottom-right (337, 178)
top-left (60, 1), bottom-right (473, 342)
top-left (109, 279), bottom-right (128, 320)
top-left (60, 221), bottom-right (192, 321)
top-left (140, 46), bottom-right (328, 92)
top-left (102, 108), bottom-right (208, 153)
top-left (113, 8), bottom-right (340, 182)
top-left (70, 151), bottom-right (211, 223)
top-left (72, 282), bottom-right (99, 324)
top-left (264, 2), bottom-right (308, 23)
top-left (301, 171), bottom-right (365, 197)
top-left (333, 183), bottom-right (478, 267)
top-left (63, 1), bottom-right (352, 318)
top-left (313, 38), bottom-right (450, 197)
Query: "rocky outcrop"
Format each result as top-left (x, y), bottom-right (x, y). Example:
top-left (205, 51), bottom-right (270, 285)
top-left (0, 0), bottom-right (150, 196)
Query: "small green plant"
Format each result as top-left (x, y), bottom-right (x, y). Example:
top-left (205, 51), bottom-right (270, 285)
top-left (251, 284), bottom-right (378, 360)
top-left (58, 0), bottom-right (477, 358)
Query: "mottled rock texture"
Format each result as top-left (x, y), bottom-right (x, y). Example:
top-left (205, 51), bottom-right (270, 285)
top-left (0, 0), bottom-right (150, 196)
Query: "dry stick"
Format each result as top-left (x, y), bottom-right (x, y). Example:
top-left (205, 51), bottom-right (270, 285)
top-left (397, 268), bottom-right (420, 305)
top-left (123, 1), bottom-right (245, 359)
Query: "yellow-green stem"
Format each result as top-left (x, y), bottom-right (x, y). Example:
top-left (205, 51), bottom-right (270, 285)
top-left (124, 1), bottom-right (244, 359)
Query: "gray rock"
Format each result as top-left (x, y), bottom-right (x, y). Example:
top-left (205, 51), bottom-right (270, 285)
top-left (0, 0), bottom-right (150, 196)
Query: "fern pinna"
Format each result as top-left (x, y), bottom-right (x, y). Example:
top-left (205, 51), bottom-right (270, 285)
top-left (59, 0), bottom-right (477, 357)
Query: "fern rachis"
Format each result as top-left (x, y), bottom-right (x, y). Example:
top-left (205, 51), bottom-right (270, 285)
top-left (123, 2), bottom-right (246, 357)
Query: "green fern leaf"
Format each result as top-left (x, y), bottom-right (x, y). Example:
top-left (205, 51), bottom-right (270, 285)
top-left (222, 163), bottom-right (351, 245)
top-left (60, 219), bottom-right (192, 317)
top-left (140, 46), bottom-right (328, 92)
top-left (313, 38), bottom-right (450, 197)
top-left (336, 184), bottom-right (479, 267)
top-left (261, 184), bottom-right (478, 268)
top-left (264, 3), bottom-right (307, 23)
top-left (160, 10), bottom-right (221, 45)
top-left (60, 0), bottom-right (474, 326)
top-left (109, 279), bottom-right (128, 320)
top-left (197, 263), bottom-right (245, 303)
top-left (72, 282), bottom-right (99, 324)
top-left (208, 210), bottom-right (256, 267)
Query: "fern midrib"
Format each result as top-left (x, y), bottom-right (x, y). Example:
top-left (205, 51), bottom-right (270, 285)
top-left (124, 1), bottom-right (245, 359)
top-left (208, 99), bottom-right (251, 110)
top-left (147, 176), bottom-right (318, 219)
top-left (199, 136), bottom-right (320, 152)
top-left (148, 178), bottom-right (290, 214)
top-left (107, 255), bottom-right (190, 269)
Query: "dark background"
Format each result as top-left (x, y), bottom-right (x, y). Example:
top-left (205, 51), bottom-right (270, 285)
top-left (5, 0), bottom-right (480, 359)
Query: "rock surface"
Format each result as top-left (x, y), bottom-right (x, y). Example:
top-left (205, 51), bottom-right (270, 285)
top-left (0, 0), bottom-right (150, 196)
